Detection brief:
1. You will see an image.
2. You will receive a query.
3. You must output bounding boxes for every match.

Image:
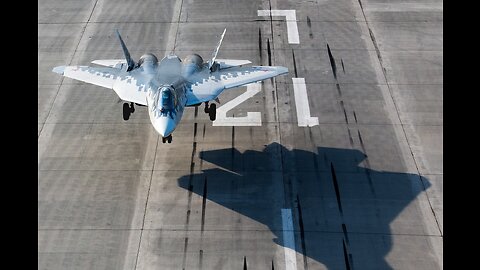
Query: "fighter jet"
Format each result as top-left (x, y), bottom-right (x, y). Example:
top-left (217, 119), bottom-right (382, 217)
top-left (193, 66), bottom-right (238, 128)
top-left (52, 29), bottom-right (288, 143)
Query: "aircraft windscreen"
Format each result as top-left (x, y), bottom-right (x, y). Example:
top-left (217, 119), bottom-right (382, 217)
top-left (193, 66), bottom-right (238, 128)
top-left (160, 87), bottom-right (174, 110)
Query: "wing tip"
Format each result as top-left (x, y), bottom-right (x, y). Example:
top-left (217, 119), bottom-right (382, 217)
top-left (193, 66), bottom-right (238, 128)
top-left (52, 66), bottom-right (66, 75)
top-left (268, 66), bottom-right (288, 75)
top-left (277, 66), bottom-right (289, 75)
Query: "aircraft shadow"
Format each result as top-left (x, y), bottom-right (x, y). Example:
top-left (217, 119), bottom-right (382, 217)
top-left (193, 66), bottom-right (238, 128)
top-left (177, 142), bottom-right (430, 269)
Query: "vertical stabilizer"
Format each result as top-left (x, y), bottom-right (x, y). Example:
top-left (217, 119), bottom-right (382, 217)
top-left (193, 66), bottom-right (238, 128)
top-left (115, 30), bottom-right (136, 71)
top-left (208, 28), bottom-right (227, 71)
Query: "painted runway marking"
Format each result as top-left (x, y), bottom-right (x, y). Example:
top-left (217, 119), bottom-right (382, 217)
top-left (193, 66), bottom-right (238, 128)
top-left (365, 3), bottom-right (443, 12)
top-left (292, 78), bottom-right (319, 127)
top-left (213, 83), bottom-right (262, 126)
top-left (164, 0), bottom-right (183, 54)
top-left (258, 10), bottom-right (300, 44)
top-left (281, 208), bottom-right (298, 270)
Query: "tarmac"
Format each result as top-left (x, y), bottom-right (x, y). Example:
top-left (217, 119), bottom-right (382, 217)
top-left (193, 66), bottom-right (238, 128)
top-left (38, 0), bottom-right (443, 269)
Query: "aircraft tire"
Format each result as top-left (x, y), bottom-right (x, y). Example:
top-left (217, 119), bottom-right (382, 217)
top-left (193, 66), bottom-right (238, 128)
top-left (167, 135), bottom-right (172, 143)
top-left (123, 103), bottom-right (130, 121)
top-left (162, 137), bottom-right (166, 143)
top-left (204, 102), bottom-right (209, 113)
top-left (209, 104), bottom-right (216, 121)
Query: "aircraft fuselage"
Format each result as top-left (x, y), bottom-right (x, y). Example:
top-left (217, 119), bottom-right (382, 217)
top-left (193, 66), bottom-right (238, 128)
top-left (144, 54), bottom-right (189, 137)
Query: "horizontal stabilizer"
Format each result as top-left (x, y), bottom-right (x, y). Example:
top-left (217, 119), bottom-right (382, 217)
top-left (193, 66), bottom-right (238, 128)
top-left (52, 66), bottom-right (66, 75)
top-left (215, 59), bottom-right (252, 69)
top-left (91, 59), bottom-right (126, 68)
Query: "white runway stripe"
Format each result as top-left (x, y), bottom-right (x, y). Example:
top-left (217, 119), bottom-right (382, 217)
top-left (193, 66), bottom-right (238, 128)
top-left (292, 78), bottom-right (319, 127)
top-left (281, 208), bottom-right (298, 270)
top-left (365, 3), bottom-right (443, 12)
top-left (258, 10), bottom-right (300, 44)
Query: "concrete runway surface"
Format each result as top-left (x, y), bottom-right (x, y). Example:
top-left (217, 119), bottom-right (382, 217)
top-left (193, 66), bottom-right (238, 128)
top-left (38, 0), bottom-right (442, 269)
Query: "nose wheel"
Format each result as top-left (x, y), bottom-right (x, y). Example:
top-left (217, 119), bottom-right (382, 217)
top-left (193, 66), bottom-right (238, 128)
top-left (123, 102), bottom-right (135, 121)
top-left (162, 134), bottom-right (173, 144)
top-left (204, 102), bottom-right (217, 121)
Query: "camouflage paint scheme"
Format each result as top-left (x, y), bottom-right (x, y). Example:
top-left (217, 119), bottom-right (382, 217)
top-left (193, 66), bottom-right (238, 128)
top-left (52, 29), bottom-right (288, 138)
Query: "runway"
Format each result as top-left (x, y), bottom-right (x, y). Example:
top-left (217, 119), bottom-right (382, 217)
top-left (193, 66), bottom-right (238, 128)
top-left (38, 0), bottom-right (443, 269)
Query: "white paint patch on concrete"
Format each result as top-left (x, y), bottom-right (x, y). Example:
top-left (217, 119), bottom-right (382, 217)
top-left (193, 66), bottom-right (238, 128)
top-left (212, 83), bottom-right (262, 126)
top-left (281, 208), bottom-right (298, 270)
top-left (258, 10), bottom-right (300, 44)
top-left (364, 3), bottom-right (443, 12)
top-left (164, 0), bottom-right (183, 55)
top-left (292, 78), bottom-right (319, 127)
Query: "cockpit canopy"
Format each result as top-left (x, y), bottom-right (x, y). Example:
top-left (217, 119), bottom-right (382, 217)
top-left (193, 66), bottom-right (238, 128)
top-left (150, 86), bottom-right (176, 113)
top-left (160, 87), bottom-right (174, 110)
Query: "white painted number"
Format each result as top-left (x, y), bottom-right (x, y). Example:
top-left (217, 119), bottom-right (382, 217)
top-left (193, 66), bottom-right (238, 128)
top-left (213, 83), bottom-right (262, 126)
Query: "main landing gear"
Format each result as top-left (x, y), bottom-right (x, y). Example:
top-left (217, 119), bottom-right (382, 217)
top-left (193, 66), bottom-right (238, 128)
top-left (204, 101), bottom-right (216, 121)
top-left (122, 102), bottom-right (135, 120)
top-left (162, 134), bottom-right (172, 144)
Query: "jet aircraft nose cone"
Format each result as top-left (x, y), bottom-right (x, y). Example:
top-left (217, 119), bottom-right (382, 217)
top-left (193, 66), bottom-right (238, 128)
top-left (152, 116), bottom-right (176, 137)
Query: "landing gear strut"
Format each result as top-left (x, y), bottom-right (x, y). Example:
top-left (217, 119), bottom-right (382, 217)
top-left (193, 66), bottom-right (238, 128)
top-left (204, 102), bottom-right (217, 121)
top-left (122, 102), bottom-right (135, 121)
top-left (162, 134), bottom-right (173, 144)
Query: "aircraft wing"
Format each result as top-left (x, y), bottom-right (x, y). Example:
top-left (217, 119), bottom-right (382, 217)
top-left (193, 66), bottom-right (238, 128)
top-left (220, 66), bottom-right (288, 89)
top-left (52, 65), bottom-right (148, 105)
top-left (186, 65), bottom-right (288, 105)
top-left (53, 65), bottom-right (120, 89)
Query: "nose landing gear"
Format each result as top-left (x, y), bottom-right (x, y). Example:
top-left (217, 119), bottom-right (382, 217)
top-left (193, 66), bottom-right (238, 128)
top-left (161, 134), bottom-right (173, 144)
